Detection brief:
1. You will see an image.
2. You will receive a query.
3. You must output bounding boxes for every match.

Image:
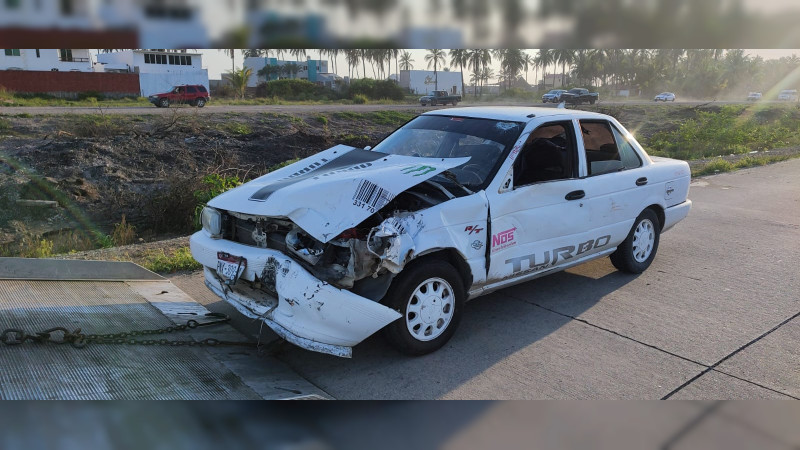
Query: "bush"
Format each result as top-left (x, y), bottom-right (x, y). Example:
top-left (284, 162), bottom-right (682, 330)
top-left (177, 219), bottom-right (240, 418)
top-left (193, 174), bottom-right (242, 228)
top-left (347, 79), bottom-right (405, 101)
top-left (352, 94), bottom-right (368, 104)
top-left (111, 215), bottom-right (136, 246)
top-left (255, 79), bottom-right (335, 101)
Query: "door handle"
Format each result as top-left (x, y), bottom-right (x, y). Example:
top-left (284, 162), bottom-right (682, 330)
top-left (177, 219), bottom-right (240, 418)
top-left (636, 177), bottom-right (648, 186)
top-left (565, 190), bottom-right (585, 201)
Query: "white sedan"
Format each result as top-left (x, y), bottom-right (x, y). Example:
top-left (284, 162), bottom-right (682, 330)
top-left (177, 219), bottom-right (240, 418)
top-left (190, 107), bottom-right (692, 357)
top-left (654, 92), bottom-right (676, 102)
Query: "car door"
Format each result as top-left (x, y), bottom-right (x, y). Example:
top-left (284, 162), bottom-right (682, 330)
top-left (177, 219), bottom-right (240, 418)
top-left (487, 120), bottom-right (593, 281)
top-left (576, 118), bottom-right (650, 250)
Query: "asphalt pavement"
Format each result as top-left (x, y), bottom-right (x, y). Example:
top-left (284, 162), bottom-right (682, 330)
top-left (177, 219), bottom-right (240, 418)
top-left (175, 158), bottom-right (800, 400)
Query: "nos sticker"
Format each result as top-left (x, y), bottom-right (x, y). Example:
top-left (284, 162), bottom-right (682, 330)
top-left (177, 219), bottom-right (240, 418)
top-left (491, 227), bottom-right (517, 252)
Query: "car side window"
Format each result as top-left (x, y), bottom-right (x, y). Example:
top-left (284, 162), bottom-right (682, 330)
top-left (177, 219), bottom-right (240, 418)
top-left (187, 86), bottom-right (197, 93)
top-left (610, 125), bottom-right (642, 169)
top-left (512, 121), bottom-right (576, 187)
top-left (580, 121), bottom-right (624, 176)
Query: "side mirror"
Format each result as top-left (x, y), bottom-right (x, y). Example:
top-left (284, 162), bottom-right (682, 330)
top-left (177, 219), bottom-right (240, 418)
top-left (364, 145), bottom-right (372, 151)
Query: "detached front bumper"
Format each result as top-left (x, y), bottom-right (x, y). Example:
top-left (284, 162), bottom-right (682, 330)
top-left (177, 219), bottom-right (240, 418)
top-left (189, 232), bottom-right (401, 358)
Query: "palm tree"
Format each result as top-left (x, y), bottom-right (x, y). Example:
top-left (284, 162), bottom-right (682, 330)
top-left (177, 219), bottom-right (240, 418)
top-left (522, 51), bottom-right (534, 85)
top-left (399, 51), bottom-right (415, 71)
top-left (241, 49), bottom-right (266, 58)
top-left (425, 49), bottom-right (447, 90)
top-left (224, 66), bottom-right (253, 99)
top-left (223, 49), bottom-right (236, 76)
top-left (359, 49), bottom-right (368, 80)
top-left (467, 49), bottom-right (491, 98)
top-left (535, 49), bottom-right (553, 89)
top-left (553, 49), bottom-right (574, 88)
top-left (289, 49), bottom-right (307, 62)
top-left (449, 49), bottom-right (469, 95)
top-left (346, 49), bottom-right (360, 78)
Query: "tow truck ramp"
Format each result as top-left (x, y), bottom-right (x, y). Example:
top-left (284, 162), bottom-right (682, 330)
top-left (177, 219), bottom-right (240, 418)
top-left (0, 258), bottom-right (329, 400)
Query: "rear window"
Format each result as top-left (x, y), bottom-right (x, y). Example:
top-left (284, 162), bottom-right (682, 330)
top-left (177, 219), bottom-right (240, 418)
top-left (198, 85), bottom-right (207, 92)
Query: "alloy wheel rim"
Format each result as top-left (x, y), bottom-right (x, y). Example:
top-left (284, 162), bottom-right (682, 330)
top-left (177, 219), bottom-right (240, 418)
top-left (405, 277), bottom-right (455, 342)
top-left (632, 219), bottom-right (655, 262)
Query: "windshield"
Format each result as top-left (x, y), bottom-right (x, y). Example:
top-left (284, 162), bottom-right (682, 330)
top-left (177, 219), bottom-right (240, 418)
top-left (546, 90), bottom-right (561, 94)
top-left (568, 89), bottom-right (583, 94)
top-left (371, 115), bottom-right (524, 190)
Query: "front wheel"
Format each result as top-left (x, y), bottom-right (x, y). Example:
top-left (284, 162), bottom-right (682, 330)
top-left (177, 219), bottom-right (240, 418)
top-left (452, 100), bottom-right (457, 106)
top-left (590, 99), bottom-right (596, 104)
top-left (382, 259), bottom-right (465, 355)
top-left (159, 98), bottom-right (169, 108)
top-left (610, 209), bottom-right (661, 273)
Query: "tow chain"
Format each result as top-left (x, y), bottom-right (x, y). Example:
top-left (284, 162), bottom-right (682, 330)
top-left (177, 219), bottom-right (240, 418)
top-left (0, 312), bottom-right (256, 348)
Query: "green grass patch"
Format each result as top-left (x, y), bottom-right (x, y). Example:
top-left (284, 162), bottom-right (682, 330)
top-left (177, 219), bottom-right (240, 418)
top-left (333, 110), bottom-right (416, 126)
top-left (142, 247), bottom-right (201, 273)
top-left (315, 114), bottom-right (329, 126)
top-left (268, 158), bottom-right (300, 172)
top-left (218, 121), bottom-right (253, 136)
top-left (646, 105), bottom-right (800, 160)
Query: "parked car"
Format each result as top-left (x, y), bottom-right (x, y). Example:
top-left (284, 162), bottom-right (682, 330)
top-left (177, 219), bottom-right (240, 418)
top-left (419, 90), bottom-right (461, 106)
top-left (148, 84), bottom-right (209, 108)
top-left (747, 92), bottom-right (762, 101)
top-left (542, 89), bottom-right (567, 103)
top-left (560, 88), bottom-right (599, 105)
top-left (190, 107), bottom-right (692, 358)
top-left (778, 89), bottom-right (798, 101)
top-left (654, 92), bottom-right (676, 102)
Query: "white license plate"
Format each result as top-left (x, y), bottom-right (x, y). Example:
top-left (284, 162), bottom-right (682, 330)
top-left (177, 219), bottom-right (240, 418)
top-left (216, 252), bottom-right (246, 281)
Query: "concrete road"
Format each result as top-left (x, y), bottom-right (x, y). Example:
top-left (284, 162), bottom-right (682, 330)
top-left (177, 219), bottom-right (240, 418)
top-left (1, 100), bottom-right (792, 115)
top-left (178, 158), bottom-right (800, 399)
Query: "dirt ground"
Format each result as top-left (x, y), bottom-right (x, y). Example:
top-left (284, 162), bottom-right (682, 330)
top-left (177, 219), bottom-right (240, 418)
top-left (0, 109), bottom-right (420, 247)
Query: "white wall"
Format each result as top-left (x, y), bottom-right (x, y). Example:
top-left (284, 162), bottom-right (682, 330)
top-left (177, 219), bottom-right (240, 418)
top-left (0, 49), bottom-right (93, 72)
top-left (139, 71), bottom-right (210, 97)
top-left (401, 70), bottom-right (463, 95)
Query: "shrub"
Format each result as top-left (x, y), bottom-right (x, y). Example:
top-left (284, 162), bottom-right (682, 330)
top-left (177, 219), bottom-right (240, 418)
top-left (352, 94), bottom-right (368, 104)
top-left (347, 79), bottom-right (405, 101)
top-left (255, 79), bottom-right (335, 101)
top-left (111, 215), bottom-right (136, 246)
top-left (144, 247), bottom-right (202, 273)
top-left (193, 174), bottom-right (241, 228)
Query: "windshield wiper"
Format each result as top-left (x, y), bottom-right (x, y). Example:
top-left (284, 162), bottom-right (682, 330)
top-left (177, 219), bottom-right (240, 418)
top-left (433, 170), bottom-right (474, 195)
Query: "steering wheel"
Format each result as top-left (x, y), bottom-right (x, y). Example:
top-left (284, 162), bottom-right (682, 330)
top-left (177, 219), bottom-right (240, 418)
top-left (455, 165), bottom-right (483, 185)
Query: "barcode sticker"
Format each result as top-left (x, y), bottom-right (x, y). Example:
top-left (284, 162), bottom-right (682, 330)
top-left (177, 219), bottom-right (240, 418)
top-left (352, 179), bottom-right (394, 213)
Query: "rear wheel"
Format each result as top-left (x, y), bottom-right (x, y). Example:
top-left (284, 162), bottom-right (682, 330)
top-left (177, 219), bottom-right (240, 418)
top-left (159, 98), bottom-right (169, 108)
top-left (590, 99), bottom-right (596, 104)
top-left (382, 259), bottom-right (465, 355)
top-left (196, 98), bottom-right (206, 107)
top-left (610, 209), bottom-right (661, 274)
top-left (452, 100), bottom-right (457, 106)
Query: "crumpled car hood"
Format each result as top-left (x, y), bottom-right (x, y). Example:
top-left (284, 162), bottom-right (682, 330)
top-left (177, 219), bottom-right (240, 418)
top-left (208, 145), bottom-right (469, 243)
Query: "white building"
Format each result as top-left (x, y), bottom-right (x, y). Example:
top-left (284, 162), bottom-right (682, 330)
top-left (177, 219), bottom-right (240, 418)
top-left (0, 49), bottom-right (94, 72)
top-left (96, 50), bottom-right (208, 97)
top-left (398, 70), bottom-right (463, 95)
top-left (0, 0), bottom-right (246, 48)
top-left (244, 57), bottom-right (330, 88)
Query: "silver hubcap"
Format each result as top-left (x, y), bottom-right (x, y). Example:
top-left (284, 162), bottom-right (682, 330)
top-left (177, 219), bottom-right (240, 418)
top-left (405, 277), bottom-right (454, 341)
top-left (632, 219), bottom-right (655, 262)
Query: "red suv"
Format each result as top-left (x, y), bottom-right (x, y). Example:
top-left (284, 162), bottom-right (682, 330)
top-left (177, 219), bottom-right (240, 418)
top-left (148, 85), bottom-right (209, 108)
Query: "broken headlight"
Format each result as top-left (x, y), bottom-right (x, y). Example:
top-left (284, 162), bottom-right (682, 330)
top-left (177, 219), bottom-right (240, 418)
top-left (201, 207), bottom-right (222, 238)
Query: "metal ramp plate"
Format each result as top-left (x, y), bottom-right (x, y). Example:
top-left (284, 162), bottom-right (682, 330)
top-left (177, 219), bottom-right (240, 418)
top-left (0, 258), bottom-right (330, 400)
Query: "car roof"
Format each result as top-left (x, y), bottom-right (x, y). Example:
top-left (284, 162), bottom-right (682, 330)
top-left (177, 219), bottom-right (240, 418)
top-left (422, 106), bottom-right (609, 122)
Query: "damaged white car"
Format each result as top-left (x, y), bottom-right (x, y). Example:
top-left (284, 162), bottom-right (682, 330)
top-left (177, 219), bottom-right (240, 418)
top-left (190, 107), bottom-right (692, 358)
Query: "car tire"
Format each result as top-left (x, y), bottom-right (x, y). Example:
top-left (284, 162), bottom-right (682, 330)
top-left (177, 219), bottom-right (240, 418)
top-left (610, 209), bottom-right (661, 274)
top-left (159, 98), bottom-right (169, 108)
top-left (590, 99), bottom-right (596, 105)
top-left (196, 98), bottom-right (206, 108)
top-left (452, 100), bottom-right (457, 106)
top-left (381, 258), bottom-right (465, 356)
top-left (421, 102), bottom-right (427, 106)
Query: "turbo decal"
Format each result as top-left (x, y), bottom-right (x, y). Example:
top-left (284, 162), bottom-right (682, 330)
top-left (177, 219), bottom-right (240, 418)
top-left (491, 227), bottom-right (517, 252)
top-left (401, 165), bottom-right (436, 176)
top-left (505, 235), bottom-right (611, 274)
